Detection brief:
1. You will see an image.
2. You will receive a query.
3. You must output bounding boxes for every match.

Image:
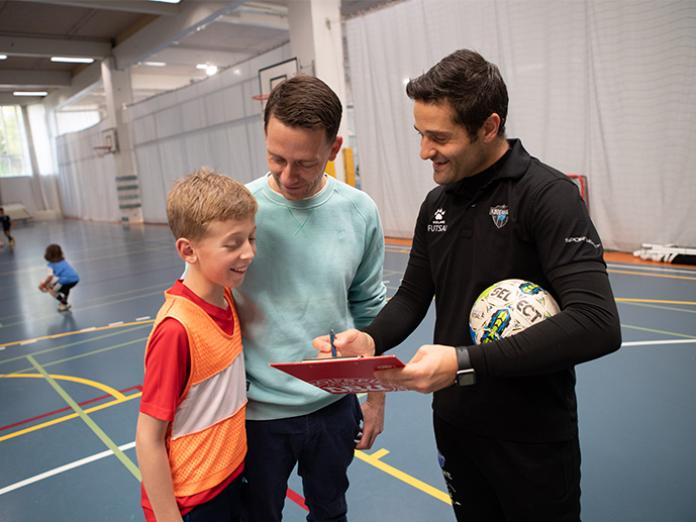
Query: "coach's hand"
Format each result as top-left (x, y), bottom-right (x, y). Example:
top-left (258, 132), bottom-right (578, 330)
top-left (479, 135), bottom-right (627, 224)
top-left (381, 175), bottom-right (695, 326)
top-left (376, 344), bottom-right (458, 393)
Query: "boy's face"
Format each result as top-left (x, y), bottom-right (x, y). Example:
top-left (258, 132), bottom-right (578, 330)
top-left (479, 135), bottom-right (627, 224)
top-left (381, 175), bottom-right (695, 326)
top-left (190, 217), bottom-right (256, 289)
top-left (265, 116), bottom-right (342, 201)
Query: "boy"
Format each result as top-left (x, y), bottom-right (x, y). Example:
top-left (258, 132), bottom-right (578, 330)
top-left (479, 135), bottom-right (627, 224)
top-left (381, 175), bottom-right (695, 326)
top-left (0, 207), bottom-right (15, 249)
top-left (136, 167), bottom-right (257, 522)
top-left (38, 243), bottom-right (79, 312)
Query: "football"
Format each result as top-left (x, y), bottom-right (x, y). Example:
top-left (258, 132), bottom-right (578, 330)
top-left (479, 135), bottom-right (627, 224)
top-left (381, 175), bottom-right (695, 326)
top-left (469, 279), bottom-right (560, 344)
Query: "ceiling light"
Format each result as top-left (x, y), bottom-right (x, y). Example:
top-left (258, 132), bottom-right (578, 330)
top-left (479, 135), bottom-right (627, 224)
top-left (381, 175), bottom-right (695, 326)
top-left (196, 63), bottom-right (209, 70)
top-left (0, 54), bottom-right (7, 60)
top-left (143, 61), bottom-right (166, 67)
top-left (205, 65), bottom-right (218, 76)
top-left (148, 0), bottom-right (181, 3)
top-left (14, 91), bottom-right (48, 97)
top-left (51, 56), bottom-right (95, 64)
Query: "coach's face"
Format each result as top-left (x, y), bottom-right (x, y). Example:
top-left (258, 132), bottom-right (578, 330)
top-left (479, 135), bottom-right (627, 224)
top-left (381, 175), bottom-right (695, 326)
top-left (265, 116), bottom-right (343, 201)
top-left (414, 100), bottom-right (492, 185)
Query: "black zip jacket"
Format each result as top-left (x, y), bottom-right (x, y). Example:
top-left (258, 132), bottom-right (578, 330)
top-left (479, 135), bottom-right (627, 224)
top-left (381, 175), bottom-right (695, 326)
top-left (365, 139), bottom-right (621, 441)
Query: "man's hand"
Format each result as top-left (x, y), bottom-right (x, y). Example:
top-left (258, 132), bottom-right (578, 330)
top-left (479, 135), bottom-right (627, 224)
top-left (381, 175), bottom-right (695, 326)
top-left (375, 345), bottom-right (458, 393)
top-left (356, 392), bottom-right (385, 449)
top-left (312, 328), bottom-right (376, 358)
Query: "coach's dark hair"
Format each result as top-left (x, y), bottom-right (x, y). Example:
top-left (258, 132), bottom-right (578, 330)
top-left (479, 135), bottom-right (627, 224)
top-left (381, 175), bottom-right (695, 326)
top-left (264, 75), bottom-right (342, 142)
top-left (406, 49), bottom-right (508, 139)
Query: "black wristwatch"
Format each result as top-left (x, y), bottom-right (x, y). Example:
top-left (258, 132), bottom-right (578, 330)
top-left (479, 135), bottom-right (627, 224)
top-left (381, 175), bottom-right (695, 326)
top-left (454, 346), bottom-right (476, 386)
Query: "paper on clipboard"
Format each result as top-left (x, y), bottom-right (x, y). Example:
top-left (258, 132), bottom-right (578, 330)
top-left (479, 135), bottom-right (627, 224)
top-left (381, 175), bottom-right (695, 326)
top-left (270, 354), bottom-right (407, 394)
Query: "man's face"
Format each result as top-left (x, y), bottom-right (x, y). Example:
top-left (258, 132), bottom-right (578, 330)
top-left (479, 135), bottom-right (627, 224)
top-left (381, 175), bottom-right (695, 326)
top-left (265, 117), bottom-right (342, 201)
top-left (413, 100), bottom-right (488, 185)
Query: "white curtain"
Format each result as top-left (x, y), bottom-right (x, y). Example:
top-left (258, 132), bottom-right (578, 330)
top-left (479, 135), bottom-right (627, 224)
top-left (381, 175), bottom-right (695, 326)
top-left (55, 122), bottom-right (121, 221)
top-left (346, 0), bottom-right (696, 250)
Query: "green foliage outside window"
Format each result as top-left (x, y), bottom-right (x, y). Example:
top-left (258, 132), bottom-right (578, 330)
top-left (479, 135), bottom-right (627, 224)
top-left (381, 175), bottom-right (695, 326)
top-left (0, 105), bottom-right (31, 177)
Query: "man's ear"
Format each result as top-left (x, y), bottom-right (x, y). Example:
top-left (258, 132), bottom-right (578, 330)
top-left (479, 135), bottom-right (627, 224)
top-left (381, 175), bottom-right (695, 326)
top-left (176, 238), bottom-right (197, 264)
top-left (481, 113), bottom-right (502, 143)
top-left (327, 135), bottom-right (344, 161)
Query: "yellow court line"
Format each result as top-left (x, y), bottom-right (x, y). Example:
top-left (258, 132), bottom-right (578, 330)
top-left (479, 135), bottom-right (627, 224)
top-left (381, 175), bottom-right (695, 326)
top-left (0, 373), bottom-right (126, 400)
top-left (0, 319), bottom-right (154, 349)
top-left (616, 297), bottom-right (696, 306)
top-left (608, 268), bottom-right (696, 281)
top-left (0, 392), bottom-right (141, 443)
top-left (355, 449), bottom-right (452, 505)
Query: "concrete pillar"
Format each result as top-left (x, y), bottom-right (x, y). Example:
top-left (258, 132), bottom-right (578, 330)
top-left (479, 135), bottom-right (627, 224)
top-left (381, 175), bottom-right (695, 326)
top-left (287, 0), bottom-right (348, 182)
top-left (101, 58), bottom-right (143, 224)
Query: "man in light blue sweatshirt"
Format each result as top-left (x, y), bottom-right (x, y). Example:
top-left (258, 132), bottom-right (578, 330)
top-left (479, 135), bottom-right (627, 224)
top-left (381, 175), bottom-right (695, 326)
top-left (234, 75), bottom-right (387, 522)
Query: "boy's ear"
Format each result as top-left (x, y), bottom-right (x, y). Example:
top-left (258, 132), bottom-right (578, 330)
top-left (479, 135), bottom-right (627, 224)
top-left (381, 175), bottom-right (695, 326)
top-left (175, 238), bottom-right (197, 263)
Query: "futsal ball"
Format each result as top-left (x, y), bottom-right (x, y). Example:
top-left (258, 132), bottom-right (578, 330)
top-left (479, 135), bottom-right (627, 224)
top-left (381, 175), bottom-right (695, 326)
top-left (469, 279), bottom-right (560, 344)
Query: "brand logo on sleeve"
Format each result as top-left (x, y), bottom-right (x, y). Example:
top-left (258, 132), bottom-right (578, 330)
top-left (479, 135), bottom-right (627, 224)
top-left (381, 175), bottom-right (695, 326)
top-left (489, 205), bottom-right (509, 229)
top-left (565, 236), bottom-right (601, 249)
top-left (427, 208), bottom-right (447, 232)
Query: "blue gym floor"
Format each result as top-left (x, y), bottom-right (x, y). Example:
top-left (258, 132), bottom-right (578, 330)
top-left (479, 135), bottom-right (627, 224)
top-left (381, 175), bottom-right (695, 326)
top-left (1, 219), bottom-right (695, 521)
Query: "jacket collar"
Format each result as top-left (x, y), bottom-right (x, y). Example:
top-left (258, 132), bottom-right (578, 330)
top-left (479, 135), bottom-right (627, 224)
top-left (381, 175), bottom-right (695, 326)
top-left (445, 138), bottom-right (530, 195)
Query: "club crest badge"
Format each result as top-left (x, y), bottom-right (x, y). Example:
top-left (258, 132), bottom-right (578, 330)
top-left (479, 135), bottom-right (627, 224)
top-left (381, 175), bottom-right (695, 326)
top-left (489, 205), bottom-right (509, 229)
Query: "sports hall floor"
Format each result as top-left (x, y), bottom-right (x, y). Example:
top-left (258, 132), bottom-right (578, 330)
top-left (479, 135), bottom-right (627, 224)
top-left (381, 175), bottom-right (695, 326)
top-left (1, 219), bottom-right (695, 521)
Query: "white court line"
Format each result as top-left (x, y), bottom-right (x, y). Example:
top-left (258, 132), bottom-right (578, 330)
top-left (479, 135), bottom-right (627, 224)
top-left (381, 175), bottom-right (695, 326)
top-left (623, 339), bottom-right (696, 347)
top-left (136, 316), bottom-right (150, 321)
top-left (108, 321), bottom-right (124, 327)
top-left (0, 441), bottom-right (136, 496)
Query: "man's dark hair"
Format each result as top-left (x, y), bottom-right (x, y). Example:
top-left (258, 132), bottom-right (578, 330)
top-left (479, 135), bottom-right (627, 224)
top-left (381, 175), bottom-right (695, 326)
top-left (406, 49), bottom-right (508, 139)
top-left (264, 75), bottom-right (342, 142)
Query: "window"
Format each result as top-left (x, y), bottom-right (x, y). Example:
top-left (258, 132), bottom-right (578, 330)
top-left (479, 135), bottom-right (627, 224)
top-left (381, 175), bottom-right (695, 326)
top-left (0, 105), bottom-right (32, 177)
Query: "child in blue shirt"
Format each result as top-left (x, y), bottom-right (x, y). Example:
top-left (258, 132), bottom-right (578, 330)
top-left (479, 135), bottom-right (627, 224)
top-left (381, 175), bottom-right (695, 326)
top-left (38, 244), bottom-right (79, 312)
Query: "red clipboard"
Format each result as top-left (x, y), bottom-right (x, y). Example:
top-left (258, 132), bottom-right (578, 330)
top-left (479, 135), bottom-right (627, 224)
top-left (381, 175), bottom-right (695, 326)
top-left (270, 355), bottom-right (407, 394)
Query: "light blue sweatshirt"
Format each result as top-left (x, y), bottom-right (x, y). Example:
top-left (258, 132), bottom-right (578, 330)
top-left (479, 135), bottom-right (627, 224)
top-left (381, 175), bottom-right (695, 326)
top-left (234, 174), bottom-right (386, 420)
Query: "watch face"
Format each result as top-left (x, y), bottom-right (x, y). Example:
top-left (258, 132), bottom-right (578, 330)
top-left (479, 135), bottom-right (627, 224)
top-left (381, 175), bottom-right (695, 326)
top-left (456, 369), bottom-right (476, 386)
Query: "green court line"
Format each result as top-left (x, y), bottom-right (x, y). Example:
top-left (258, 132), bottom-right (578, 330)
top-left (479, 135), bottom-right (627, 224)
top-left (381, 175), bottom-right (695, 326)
top-left (0, 325), bottom-right (149, 366)
top-left (11, 337), bottom-right (148, 374)
top-left (26, 355), bottom-right (141, 481)
top-left (621, 323), bottom-right (696, 339)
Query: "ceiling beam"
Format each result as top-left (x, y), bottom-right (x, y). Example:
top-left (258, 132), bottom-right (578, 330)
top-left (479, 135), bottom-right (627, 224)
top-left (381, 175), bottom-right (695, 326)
top-left (18, 0), bottom-right (181, 16)
top-left (0, 35), bottom-right (111, 59)
top-left (0, 92), bottom-right (45, 105)
top-left (113, 1), bottom-right (246, 70)
top-left (218, 10), bottom-right (288, 31)
top-left (43, 61), bottom-right (102, 109)
top-left (0, 69), bottom-right (72, 88)
top-left (150, 46), bottom-right (250, 67)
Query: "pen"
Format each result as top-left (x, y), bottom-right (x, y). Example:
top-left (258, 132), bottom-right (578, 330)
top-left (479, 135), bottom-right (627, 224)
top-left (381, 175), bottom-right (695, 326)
top-left (330, 329), bottom-right (337, 358)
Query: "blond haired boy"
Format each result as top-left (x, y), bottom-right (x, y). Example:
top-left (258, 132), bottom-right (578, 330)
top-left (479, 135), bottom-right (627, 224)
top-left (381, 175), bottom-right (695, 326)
top-left (136, 168), bottom-right (257, 522)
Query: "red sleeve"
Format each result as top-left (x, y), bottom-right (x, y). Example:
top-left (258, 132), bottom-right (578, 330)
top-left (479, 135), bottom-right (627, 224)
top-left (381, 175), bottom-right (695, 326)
top-left (140, 318), bottom-right (190, 422)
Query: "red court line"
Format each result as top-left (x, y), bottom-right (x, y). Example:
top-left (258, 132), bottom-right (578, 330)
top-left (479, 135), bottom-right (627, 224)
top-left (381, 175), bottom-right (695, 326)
top-left (0, 385), bottom-right (143, 432)
top-left (286, 487), bottom-right (309, 511)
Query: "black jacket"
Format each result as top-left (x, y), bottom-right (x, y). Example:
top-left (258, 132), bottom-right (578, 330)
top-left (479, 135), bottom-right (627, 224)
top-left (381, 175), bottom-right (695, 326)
top-left (366, 139), bottom-right (621, 441)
